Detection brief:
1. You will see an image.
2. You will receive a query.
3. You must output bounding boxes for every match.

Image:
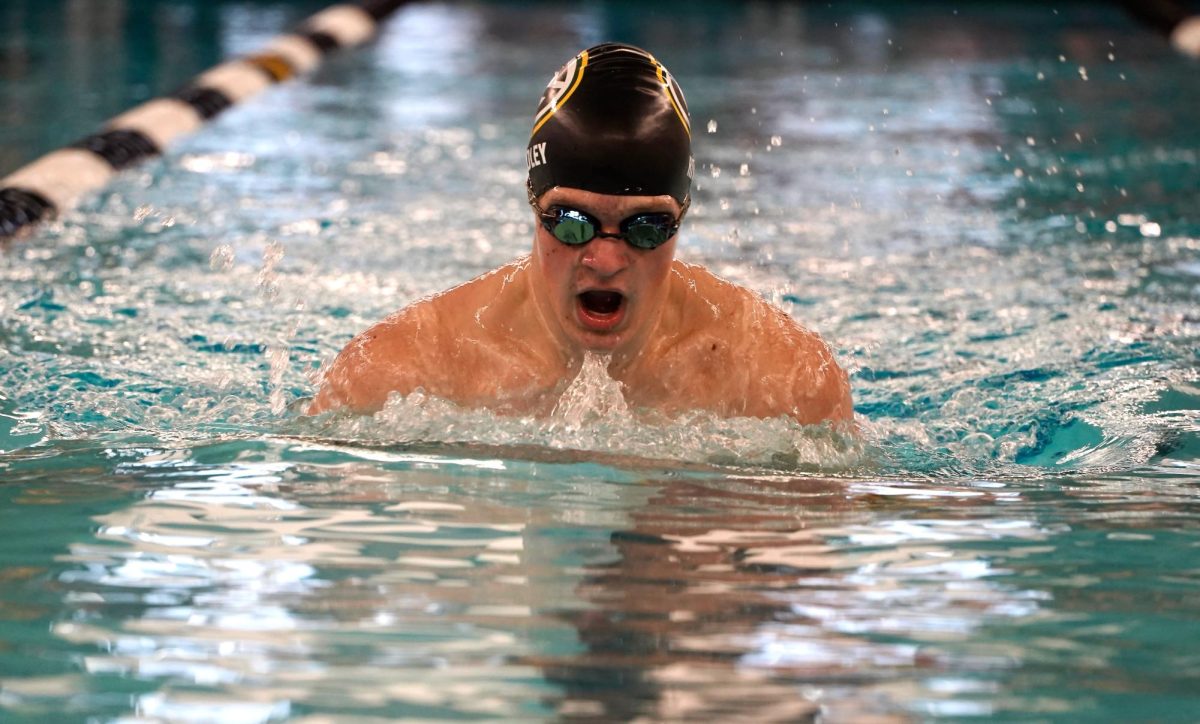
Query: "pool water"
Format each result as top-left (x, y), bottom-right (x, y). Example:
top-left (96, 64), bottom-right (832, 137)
top-left (2, 1), bottom-right (1199, 720)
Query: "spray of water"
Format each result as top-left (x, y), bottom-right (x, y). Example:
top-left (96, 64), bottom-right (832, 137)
top-left (305, 352), bottom-right (866, 471)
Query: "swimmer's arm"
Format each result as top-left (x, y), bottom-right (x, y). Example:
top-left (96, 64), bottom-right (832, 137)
top-left (307, 317), bottom-right (424, 415)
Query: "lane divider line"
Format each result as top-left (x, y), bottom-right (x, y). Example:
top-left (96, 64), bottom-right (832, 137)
top-left (0, 0), bottom-right (411, 241)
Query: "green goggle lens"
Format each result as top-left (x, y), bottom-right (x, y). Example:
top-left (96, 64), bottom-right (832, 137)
top-left (541, 207), bottom-right (678, 250)
top-left (551, 211), bottom-right (596, 245)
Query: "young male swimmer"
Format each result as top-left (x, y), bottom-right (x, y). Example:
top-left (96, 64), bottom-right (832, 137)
top-left (310, 43), bottom-right (853, 426)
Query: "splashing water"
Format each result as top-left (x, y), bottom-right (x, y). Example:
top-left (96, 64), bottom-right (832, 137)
top-left (548, 352), bottom-right (629, 432)
top-left (309, 352), bottom-right (864, 470)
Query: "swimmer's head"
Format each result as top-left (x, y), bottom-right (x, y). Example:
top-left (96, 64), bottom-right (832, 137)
top-left (527, 43), bottom-right (693, 206)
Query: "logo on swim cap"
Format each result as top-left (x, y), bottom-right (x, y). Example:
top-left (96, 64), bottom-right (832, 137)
top-left (532, 51), bottom-right (588, 137)
top-left (655, 62), bottom-right (691, 138)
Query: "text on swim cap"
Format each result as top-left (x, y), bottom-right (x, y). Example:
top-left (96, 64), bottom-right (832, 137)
top-left (526, 142), bottom-right (548, 171)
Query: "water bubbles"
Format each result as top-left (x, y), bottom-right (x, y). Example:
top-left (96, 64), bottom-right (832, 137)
top-left (1077, 66), bottom-right (1089, 81)
top-left (739, 163), bottom-right (750, 177)
top-left (769, 135), bottom-right (782, 147)
top-left (549, 353), bottom-right (628, 433)
top-left (1139, 222), bottom-right (1162, 238)
top-left (1026, 137), bottom-right (1037, 146)
top-left (707, 119), bottom-right (718, 133)
top-left (349, 379), bottom-right (864, 470)
top-left (710, 164), bottom-right (721, 179)
top-left (179, 152), bottom-right (255, 174)
top-left (210, 244), bottom-right (235, 272)
top-left (256, 241), bottom-right (284, 302)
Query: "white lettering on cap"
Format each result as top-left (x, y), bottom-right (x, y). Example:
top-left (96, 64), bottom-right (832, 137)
top-left (526, 142), bottom-right (548, 170)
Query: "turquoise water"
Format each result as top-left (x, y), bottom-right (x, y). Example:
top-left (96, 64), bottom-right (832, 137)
top-left (2, 1), bottom-right (1200, 720)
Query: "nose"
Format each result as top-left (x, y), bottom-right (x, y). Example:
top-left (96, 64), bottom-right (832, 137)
top-left (579, 234), bottom-right (630, 277)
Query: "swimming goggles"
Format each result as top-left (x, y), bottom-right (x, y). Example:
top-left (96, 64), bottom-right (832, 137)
top-left (528, 185), bottom-right (688, 250)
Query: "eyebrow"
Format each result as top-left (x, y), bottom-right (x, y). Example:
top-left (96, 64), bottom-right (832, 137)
top-left (543, 198), bottom-right (675, 218)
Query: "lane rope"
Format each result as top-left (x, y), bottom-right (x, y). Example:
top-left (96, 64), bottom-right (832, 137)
top-left (0, 0), bottom-right (411, 241)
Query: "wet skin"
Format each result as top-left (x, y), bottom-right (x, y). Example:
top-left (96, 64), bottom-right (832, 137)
top-left (309, 188), bottom-right (854, 426)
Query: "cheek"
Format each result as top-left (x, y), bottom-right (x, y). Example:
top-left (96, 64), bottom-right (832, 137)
top-left (642, 249), bottom-right (675, 286)
top-left (535, 238), bottom-right (574, 288)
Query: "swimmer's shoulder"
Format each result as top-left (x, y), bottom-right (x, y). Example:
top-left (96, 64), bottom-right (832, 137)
top-left (307, 302), bottom-right (441, 414)
top-left (746, 300), bottom-right (853, 426)
top-left (668, 261), bottom-right (853, 425)
top-left (308, 260), bottom-right (534, 415)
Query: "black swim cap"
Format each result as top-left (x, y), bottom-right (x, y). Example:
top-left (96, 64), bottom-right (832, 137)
top-left (527, 43), bottom-right (693, 206)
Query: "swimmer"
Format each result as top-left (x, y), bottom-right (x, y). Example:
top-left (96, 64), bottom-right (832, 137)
top-left (309, 43), bottom-right (853, 426)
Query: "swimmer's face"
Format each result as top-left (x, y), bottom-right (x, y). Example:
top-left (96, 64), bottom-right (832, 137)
top-left (530, 187), bottom-right (681, 357)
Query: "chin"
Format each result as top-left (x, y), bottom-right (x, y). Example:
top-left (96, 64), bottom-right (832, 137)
top-left (572, 329), bottom-right (626, 354)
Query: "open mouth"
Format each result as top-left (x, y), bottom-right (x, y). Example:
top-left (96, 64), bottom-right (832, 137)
top-left (576, 290), bottom-right (626, 331)
top-left (579, 290), bottom-right (624, 316)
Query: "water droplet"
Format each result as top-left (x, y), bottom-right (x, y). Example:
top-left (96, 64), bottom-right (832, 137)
top-left (209, 244), bottom-right (235, 272)
top-left (770, 135), bottom-right (783, 147)
top-left (710, 164), bottom-right (721, 178)
top-left (1139, 222), bottom-right (1161, 237)
top-left (1077, 66), bottom-right (1089, 81)
top-left (739, 163), bottom-right (750, 176)
top-left (1026, 136), bottom-right (1037, 146)
top-left (1104, 220), bottom-right (1117, 232)
top-left (1036, 71), bottom-right (1045, 80)
top-left (707, 119), bottom-right (718, 133)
